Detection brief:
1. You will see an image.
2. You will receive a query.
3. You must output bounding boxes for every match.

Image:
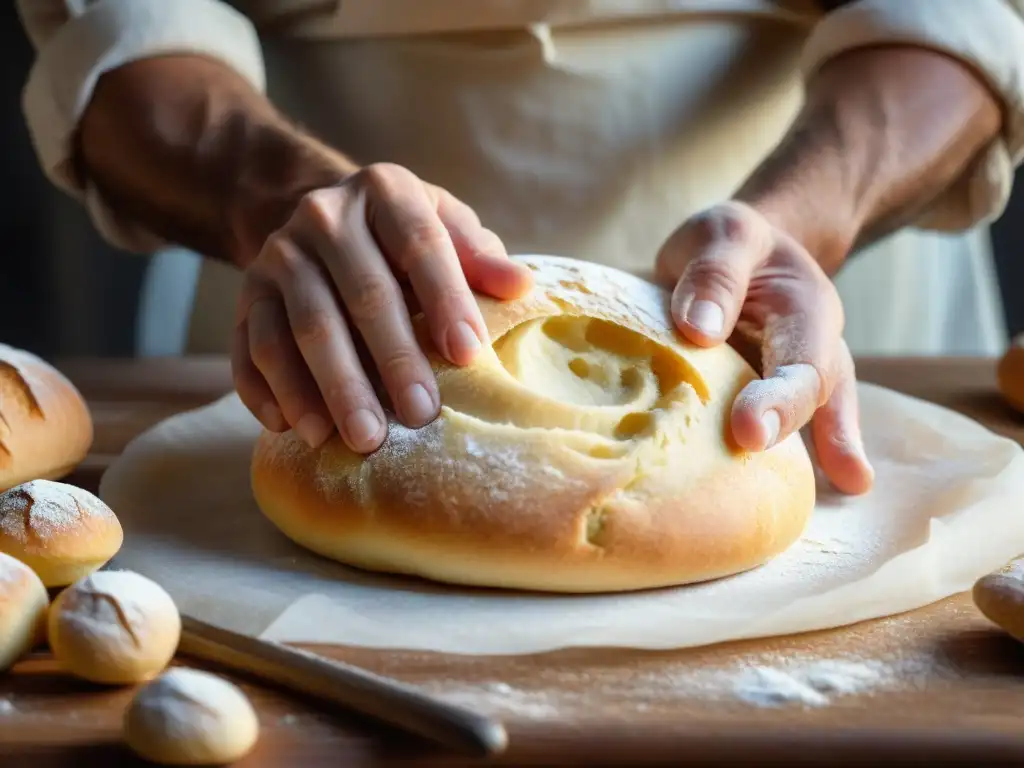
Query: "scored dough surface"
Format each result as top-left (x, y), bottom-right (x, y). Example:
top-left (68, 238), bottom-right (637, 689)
top-left (251, 255), bottom-right (816, 593)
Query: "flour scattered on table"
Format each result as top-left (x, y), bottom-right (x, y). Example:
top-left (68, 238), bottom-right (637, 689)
top-left (0, 697), bottom-right (15, 715)
top-left (418, 680), bottom-right (560, 720)
top-left (417, 652), bottom-right (933, 719)
top-left (655, 652), bottom-right (932, 710)
top-left (730, 660), bottom-right (891, 707)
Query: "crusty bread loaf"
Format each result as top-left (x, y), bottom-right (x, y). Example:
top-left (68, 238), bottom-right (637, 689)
top-left (0, 480), bottom-right (123, 587)
top-left (49, 570), bottom-right (180, 685)
top-left (997, 334), bottom-right (1024, 414)
top-left (0, 344), bottom-right (93, 491)
top-left (251, 256), bottom-right (817, 594)
top-left (124, 668), bottom-right (259, 765)
top-left (0, 551), bottom-right (49, 671)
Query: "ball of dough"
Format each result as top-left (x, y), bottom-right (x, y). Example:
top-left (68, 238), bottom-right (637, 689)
top-left (251, 255), bottom-right (817, 593)
top-left (0, 552), bottom-right (48, 671)
top-left (0, 343), bottom-right (93, 492)
top-left (0, 479), bottom-right (123, 587)
top-left (48, 570), bottom-right (181, 685)
top-left (973, 559), bottom-right (1024, 642)
top-left (997, 335), bottom-right (1024, 414)
top-left (124, 667), bottom-right (259, 766)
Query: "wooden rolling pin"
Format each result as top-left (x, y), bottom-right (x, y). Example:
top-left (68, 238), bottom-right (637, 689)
top-left (177, 615), bottom-right (508, 757)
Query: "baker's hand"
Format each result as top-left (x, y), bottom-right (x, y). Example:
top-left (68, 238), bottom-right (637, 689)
top-left (655, 201), bottom-right (874, 495)
top-left (232, 162), bottom-right (533, 453)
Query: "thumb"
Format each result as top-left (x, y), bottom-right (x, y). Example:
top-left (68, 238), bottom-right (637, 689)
top-left (660, 203), bottom-right (774, 346)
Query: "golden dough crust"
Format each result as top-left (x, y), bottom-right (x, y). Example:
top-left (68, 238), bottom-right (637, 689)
top-left (0, 480), bottom-right (123, 588)
top-left (0, 344), bottom-right (93, 491)
top-left (252, 256), bottom-right (816, 593)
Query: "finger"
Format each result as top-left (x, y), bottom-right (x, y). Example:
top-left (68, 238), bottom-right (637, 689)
top-left (247, 294), bottom-right (334, 448)
top-left (231, 316), bottom-right (287, 432)
top-left (369, 178), bottom-right (489, 367)
top-left (663, 203), bottom-right (774, 346)
top-left (811, 341), bottom-right (875, 495)
top-left (436, 190), bottom-right (534, 299)
top-left (268, 235), bottom-right (388, 454)
top-left (731, 360), bottom-right (823, 452)
top-left (302, 191), bottom-right (440, 429)
top-left (731, 281), bottom-right (841, 451)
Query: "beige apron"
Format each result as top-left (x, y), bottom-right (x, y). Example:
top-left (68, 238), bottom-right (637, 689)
top-left (182, 1), bottom-right (1006, 356)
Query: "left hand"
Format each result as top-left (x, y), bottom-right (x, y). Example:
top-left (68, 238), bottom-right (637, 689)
top-left (656, 200), bottom-right (874, 495)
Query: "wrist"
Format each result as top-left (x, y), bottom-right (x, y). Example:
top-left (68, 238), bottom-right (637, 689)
top-left (737, 46), bottom-right (1002, 275)
top-left (222, 121), bottom-right (358, 268)
top-left (738, 176), bottom-right (862, 277)
top-left (734, 99), bottom-right (868, 276)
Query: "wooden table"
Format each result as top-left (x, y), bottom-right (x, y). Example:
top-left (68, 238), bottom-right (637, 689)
top-left (4, 355), bottom-right (1024, 766)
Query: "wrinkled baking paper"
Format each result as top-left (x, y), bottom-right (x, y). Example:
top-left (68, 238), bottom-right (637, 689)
top-left (99, 382), bottom-right (1024, 655)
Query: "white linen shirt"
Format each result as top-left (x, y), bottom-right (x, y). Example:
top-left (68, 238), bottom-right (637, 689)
top-left (15, 0), bottom-right (1024, 355)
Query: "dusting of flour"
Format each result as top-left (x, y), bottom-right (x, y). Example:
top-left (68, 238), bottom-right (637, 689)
top-left (353, 413), bottom-right (585, 514)
top-left (417, 651), bottom-right (931, 720)
top-left (728, 659), bottom-right (895, 707)
top-left (0, 479), bottom-right (109, 543)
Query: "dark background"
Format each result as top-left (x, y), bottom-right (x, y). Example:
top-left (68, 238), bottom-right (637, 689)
top-left (1, 5), bottom-right (1021, 359)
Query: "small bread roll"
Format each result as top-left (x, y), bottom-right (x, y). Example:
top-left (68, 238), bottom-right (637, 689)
top-left (0, 344), bottom-right (93, 491)
top-left (252, 255), bottom-right (817, 593)
top-left (124, 668), bottom-right (259, 766)
top-left (997, 334), bottom-right (1024, 414)
top-left (0, 552), bottom-right (48, 671)
top-left (48, 570), bottom-right (181, 685)
top-left (0, 480), bottom-right (123, 587)
top-left (973, 558), bottom-right (1024, 642)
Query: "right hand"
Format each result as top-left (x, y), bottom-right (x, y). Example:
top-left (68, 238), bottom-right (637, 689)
top-left (232, 163), bottom-right (534, 453)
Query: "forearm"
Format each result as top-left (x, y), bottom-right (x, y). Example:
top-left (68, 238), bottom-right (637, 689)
top-left (737, 46), bottom-right (1002, 275)
top-left (77, 55), bottom-right (356, 267)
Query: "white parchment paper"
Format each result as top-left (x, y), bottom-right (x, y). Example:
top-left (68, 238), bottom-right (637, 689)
top-left (98, 383), bottom-right (1024, 655)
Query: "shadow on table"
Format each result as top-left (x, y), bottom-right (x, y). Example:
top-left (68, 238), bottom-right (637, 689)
top-left (934, 627), bottom-right (1024, 678)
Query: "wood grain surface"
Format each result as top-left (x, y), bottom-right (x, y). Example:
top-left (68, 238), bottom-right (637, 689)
top-left (2, 355), bottom-right (1023, 767)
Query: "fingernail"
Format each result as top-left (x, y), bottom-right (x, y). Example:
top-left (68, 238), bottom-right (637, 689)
top-left (261, 403), bottom-right (284, 430)
top-left (345, 409), bottom-right (382, 448)
top-left (761, 409), bottom-right (781, 449)
top-left (685, 299), bottom-right (724, 336)
top-left (400, 383), bottom-right (437, 426)
top-left (447, 321), bottom-right (482, 361)
top-left (295, 413), bottom-right (332, 448)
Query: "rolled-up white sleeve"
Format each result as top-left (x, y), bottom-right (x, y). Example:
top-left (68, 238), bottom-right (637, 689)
top-left (16, 0), bottom-right (266, 252)
top-left (802, 0), bottom-right (1024, 232)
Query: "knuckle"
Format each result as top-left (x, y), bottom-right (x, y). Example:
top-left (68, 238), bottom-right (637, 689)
top-left (290, 306), bottom-right (336, 349)
top-left (249, 333), bottom-right (283, 369)
top-left (432, 283), bottom-right (474, 322)
top-left (263, 234), bottom-right (304, 278)
top-left (359, 162), bottom-right (406, 192)
top-left (295, 189), bottom-right (339, 233)
top-left (323, 379), bottom-right (378, 413)
top-left (347, 273), bottom-right (397, 323)
top-left (683, 256), bottom-right (741, 295)
top-left (393, 222), bottom-right (448, 272)
top-left (691, 204), bottom-right (762, 248)
top-left (379, 346), bottom-right (429, 383)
